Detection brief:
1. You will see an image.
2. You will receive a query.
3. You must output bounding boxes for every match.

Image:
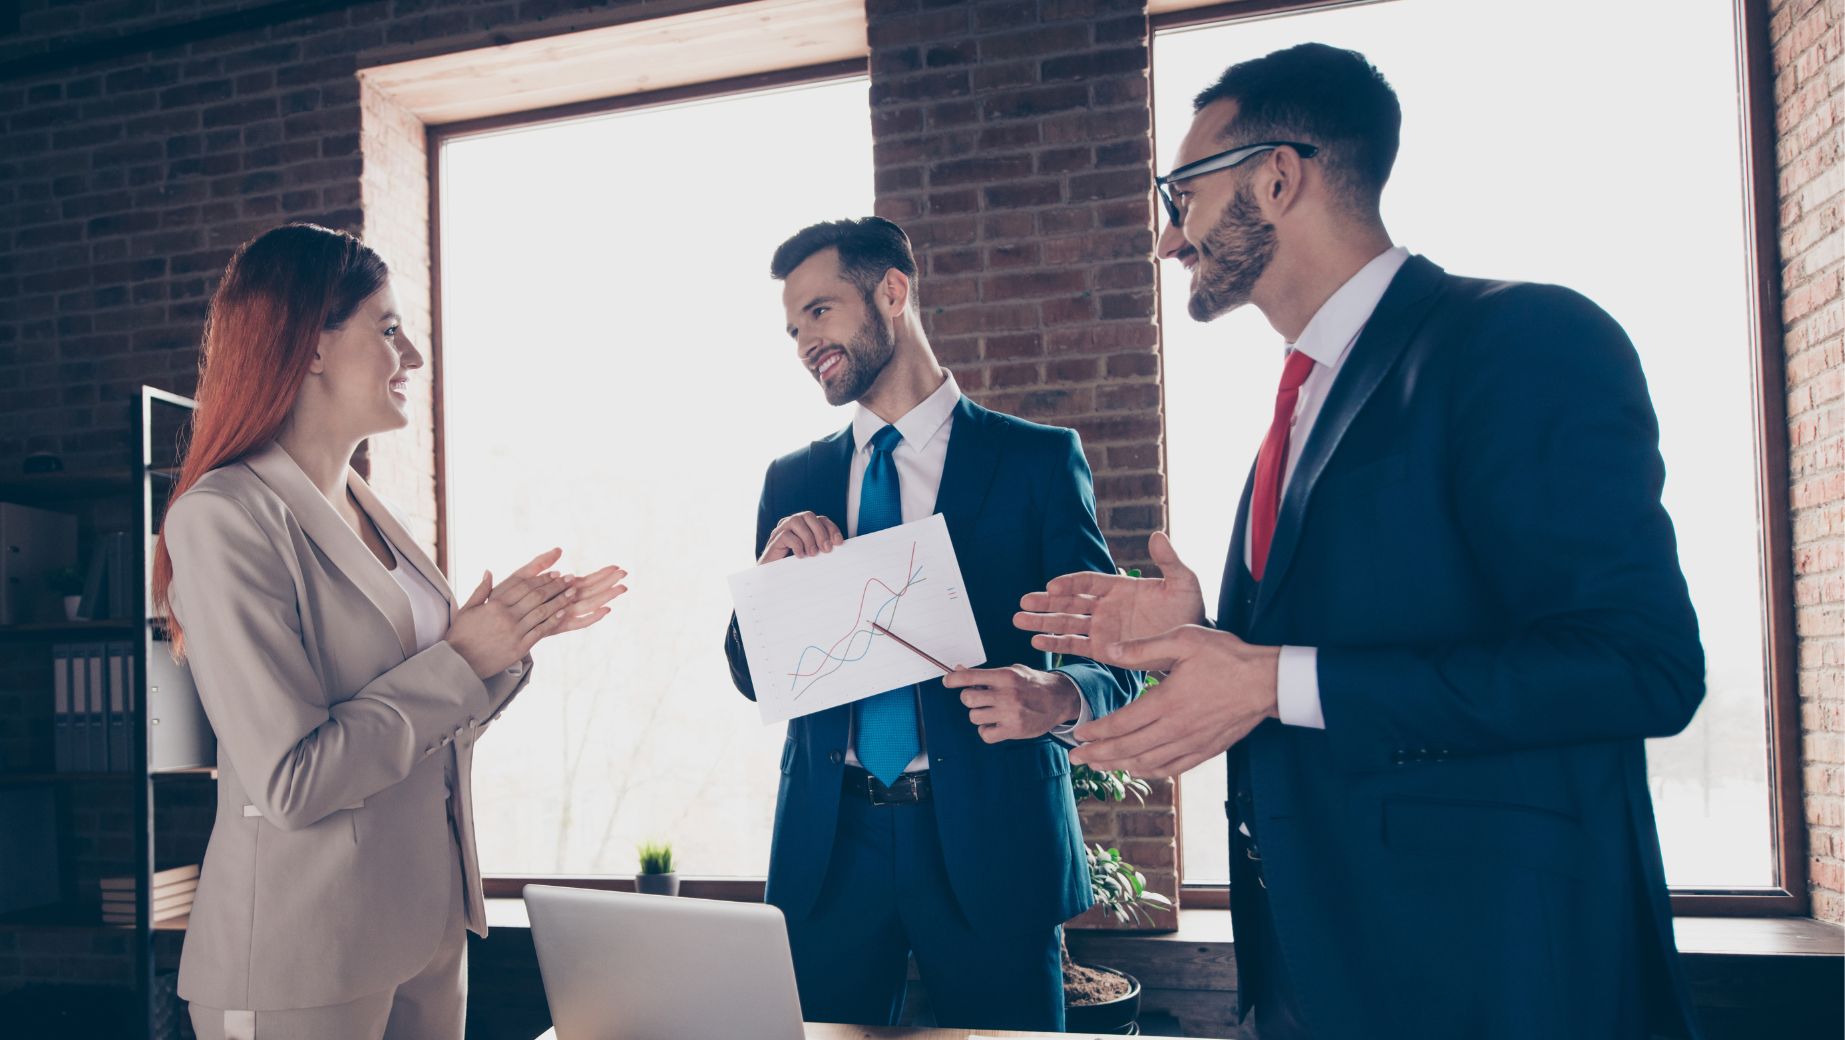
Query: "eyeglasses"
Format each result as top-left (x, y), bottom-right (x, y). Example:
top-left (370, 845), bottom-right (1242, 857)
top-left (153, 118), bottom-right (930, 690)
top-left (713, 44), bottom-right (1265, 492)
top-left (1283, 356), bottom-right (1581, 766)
top-left (1154, 141), bottom-right (1319, 226)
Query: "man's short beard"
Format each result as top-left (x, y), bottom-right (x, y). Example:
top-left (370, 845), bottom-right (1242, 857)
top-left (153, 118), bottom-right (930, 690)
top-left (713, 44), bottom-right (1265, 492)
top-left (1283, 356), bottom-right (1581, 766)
top-left (824, 305), bottom-right (897, 406)
top-left (1187, 180), bottom-right (1277, 323)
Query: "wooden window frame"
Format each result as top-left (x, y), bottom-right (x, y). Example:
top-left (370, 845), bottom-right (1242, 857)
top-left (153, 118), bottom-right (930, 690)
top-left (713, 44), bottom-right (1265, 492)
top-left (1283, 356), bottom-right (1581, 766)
top-left (429, 60), bottom-right (866, 904)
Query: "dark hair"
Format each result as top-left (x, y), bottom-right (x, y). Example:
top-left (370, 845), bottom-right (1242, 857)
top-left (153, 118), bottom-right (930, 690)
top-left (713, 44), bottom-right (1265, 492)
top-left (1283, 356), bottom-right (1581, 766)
top-left (1193, 43), bottom-right (1400, 213)
top-left (153, 223), bottom-right (388, 657)
top-left (770, 217), bottom-right (919, 306)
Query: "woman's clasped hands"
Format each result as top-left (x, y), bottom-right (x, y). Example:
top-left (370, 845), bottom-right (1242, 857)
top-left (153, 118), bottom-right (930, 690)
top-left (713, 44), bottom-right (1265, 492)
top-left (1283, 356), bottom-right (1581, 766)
top-left (445, 547), bottom-right (627, 678)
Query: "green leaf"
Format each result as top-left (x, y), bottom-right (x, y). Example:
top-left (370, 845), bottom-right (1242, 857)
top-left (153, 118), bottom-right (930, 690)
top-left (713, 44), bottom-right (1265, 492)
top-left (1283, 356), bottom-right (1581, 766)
top-left (636, 839), bottom-right (675, 874)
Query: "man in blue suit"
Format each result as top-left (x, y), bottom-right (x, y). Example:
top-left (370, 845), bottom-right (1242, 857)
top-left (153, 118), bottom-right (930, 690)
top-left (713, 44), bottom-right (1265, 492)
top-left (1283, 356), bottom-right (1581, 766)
top-left (1019, 45), bottom-right (1706, 1039)
top-left (725, 217), bottom-right (1137, 1031)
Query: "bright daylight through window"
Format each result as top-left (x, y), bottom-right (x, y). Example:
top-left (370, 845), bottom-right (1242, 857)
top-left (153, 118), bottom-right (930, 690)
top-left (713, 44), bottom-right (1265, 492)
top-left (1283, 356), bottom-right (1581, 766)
top-left (1157, 0), bottom-right (1773, 889)
top-left (438, 76), bottom-right (872, 877)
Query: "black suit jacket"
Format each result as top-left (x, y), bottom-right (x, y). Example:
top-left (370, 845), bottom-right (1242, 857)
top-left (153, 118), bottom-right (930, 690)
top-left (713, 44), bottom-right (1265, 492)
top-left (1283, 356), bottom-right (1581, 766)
top-left (1218, 256), bottom-right (1705, 1039)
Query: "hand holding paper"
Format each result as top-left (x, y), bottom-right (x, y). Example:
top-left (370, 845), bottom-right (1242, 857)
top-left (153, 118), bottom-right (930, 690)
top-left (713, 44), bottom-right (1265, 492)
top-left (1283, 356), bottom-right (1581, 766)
top-left (728, 514), bottom-right (985, 724)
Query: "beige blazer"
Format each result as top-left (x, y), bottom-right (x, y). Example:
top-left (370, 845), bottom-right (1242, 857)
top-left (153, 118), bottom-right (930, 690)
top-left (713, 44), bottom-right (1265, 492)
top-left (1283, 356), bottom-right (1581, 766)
top-left (164, 441), bottom-right (531, 1011)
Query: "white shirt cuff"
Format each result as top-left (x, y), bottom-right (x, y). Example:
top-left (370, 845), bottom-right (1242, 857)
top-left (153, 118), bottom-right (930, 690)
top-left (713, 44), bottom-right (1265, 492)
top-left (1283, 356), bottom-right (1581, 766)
top-left (1276, 645), bottom-right (1324, 729)
top-left (1049, 675), bottom-right (1092, 747)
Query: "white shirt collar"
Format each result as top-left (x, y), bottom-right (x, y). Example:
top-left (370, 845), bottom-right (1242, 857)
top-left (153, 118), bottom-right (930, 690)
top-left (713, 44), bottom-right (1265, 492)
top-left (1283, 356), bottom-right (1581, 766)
top-left (1288, 246), bottom-right (1411, 367)
top-left (852, 370), bottom-right (961, 456)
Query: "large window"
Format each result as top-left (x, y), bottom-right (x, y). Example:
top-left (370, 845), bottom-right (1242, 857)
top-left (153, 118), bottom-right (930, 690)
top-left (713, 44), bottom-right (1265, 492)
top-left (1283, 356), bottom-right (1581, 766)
top-left (436, 75), bottom-right (872, 877)
top-left (1156, 1), bottom-right (1783, 895)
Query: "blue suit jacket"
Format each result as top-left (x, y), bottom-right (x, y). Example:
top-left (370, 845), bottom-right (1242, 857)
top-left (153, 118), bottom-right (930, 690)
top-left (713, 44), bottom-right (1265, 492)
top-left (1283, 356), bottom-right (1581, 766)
top-left (1217, 256), bottom-right (1705, 1039)
top-left (726, 396), bottom-right (1137, 934)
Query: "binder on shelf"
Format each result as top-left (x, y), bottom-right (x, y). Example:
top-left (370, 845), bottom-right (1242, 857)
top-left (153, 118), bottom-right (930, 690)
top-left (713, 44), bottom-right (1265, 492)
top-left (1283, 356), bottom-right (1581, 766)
top-left (147, 636), bottom-right (213, 771)
top-left (85, 643), bottom-right (107, 773)
top-left (69, 641), bottom-right (91, 772)
top-left (106, 641), bottom-right (133, 772)
top-left (52, 644), bottom-right (74, 773)
top-left (76, 541), bottom-right (108, 621)
top-left (75, 531), bottom-right (131, 621)
top-left (124, 644), bottom-right (139, 772)
top-left (110, 530), bottom-right (132, 621)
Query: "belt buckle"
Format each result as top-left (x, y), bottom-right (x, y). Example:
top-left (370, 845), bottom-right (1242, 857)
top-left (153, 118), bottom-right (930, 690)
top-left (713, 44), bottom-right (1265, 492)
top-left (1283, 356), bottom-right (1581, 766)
top-left (866, 774), bottom-right (892, 807)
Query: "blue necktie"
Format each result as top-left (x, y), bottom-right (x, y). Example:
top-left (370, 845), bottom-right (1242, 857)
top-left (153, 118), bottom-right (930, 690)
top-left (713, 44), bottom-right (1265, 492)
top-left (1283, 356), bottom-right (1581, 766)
top-left (854, 424), bottom-right (920, 786)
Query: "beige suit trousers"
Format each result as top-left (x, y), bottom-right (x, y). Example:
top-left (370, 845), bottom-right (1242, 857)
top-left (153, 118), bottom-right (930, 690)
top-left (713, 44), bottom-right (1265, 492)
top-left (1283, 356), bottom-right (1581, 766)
top-left (188, 834), bottom-right (469, 1040)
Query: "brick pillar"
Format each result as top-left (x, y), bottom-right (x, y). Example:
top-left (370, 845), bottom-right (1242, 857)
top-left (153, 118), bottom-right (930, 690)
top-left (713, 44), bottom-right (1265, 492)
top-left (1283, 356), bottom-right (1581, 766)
top-left (1771, 0), bottom-right (1845, 924)
top-left (865, 0), bottom-right (1177, 926)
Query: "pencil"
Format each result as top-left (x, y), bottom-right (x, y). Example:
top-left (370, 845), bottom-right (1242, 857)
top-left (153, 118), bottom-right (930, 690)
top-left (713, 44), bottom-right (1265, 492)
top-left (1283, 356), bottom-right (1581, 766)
top-left (869, 621), bottom-right (952, 673)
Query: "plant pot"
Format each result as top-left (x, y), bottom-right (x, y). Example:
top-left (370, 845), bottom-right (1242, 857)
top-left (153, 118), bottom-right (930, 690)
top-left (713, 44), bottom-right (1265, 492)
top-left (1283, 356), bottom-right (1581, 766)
top-left (1064, 964), bottom-right (1140, 1034)
top-left (62, 596), bottom-right (82, 621)
top-left (634, 872), bottom-right (678, 896)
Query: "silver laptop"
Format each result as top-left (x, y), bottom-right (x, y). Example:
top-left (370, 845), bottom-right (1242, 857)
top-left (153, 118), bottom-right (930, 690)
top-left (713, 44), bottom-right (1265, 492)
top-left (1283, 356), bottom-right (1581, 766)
top-left (524, 884), bottom-right (807, 1040)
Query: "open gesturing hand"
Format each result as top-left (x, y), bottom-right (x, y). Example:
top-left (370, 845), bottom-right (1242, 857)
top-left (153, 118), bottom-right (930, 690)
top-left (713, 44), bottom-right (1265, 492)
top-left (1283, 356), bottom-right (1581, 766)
top-left (1014, 532), bottom-right (1206, 657)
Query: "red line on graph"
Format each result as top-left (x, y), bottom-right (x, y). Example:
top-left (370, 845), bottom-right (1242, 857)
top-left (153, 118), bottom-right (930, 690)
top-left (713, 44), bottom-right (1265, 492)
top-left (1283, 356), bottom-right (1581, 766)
top-left (787, 543), bottom-right (918, 681)
top-left (786, 543), bottom-right (923, 691)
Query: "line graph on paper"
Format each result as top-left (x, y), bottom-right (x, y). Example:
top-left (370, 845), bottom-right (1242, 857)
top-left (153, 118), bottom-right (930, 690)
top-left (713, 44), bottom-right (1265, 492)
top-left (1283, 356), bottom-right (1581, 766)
top-left (729, 514), bottom-right (986, 724)
top-left (785, 544), bottom-right (925, 700)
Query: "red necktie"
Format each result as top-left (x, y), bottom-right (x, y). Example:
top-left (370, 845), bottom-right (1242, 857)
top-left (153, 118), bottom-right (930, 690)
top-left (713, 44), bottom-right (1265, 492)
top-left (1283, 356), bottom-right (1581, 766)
top-left (1249, 349), bottom-right (1317, 582)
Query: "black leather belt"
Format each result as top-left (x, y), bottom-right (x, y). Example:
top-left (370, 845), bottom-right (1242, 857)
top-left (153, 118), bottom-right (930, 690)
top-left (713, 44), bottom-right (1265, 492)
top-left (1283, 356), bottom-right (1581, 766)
top-left (842, 765), bottom-right (931, 806)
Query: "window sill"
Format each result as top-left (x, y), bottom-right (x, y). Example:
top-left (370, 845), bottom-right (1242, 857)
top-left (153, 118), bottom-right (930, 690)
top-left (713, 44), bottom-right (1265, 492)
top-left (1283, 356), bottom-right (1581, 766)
top-left (478, 900), bottom-right (1840, 1038)
top-left (484, 897), bottom-right (1840, 958)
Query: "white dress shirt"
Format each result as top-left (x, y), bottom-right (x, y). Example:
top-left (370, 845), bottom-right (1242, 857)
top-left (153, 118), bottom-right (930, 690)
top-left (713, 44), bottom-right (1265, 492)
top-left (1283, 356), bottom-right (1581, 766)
top-left (1246, 246), bottom-right (1411, 730)
top-left (843, 372), bottom-right (1089, 771)
top-left (845, 372), bottom-right (962, 541)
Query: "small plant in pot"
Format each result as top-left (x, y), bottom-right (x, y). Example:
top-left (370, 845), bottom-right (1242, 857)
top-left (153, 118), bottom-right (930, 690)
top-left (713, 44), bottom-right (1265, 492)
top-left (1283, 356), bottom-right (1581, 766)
top-left (48, 567), bottom-right (85, 621)
top-left (634, 840), bottom-right (677, 896)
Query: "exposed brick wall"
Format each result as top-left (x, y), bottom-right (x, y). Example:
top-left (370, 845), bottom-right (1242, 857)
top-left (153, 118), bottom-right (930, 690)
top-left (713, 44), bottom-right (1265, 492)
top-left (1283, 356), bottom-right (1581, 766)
top-left (1773, 0), bottom-right (1845, 924)
top-left (862, 0), bottom-right (1176, 924)
top-left (0, 3), bottom-right (376, 473)
top-left (867, 1), bottom-right (1164, 561)
top-left (1, 0), bottom-right (725, 483)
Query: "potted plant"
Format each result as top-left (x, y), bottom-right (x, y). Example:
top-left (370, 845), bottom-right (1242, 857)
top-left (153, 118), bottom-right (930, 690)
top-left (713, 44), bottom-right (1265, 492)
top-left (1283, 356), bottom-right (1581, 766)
top-left (1063, 656), bottom-right (1174, 1034)
top-left (1064, 760), bottom-right (1173, 1034)
top-left (48, 568), bottom-right (85, 621)
top-left (634, 840), bottom-right (678, 896)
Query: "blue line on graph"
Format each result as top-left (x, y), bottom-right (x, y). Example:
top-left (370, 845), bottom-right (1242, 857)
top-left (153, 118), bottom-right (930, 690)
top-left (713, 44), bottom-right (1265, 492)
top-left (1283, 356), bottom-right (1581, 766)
top-left (787, 552), bottom-right (927, 698)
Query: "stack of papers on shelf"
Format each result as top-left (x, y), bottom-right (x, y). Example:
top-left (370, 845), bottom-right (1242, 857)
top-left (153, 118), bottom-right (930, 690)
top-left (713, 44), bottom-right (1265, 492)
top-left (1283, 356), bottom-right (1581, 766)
top-left (99, 864), bottom-right (198, 924)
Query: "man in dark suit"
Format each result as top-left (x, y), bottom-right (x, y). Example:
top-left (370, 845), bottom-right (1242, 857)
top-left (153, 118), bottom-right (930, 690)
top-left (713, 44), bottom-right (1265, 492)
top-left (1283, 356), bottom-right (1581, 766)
top-left (725, 217), bottom-right (1137, 1031)
top-left (1017, 44), bottom-right (1706, 1039)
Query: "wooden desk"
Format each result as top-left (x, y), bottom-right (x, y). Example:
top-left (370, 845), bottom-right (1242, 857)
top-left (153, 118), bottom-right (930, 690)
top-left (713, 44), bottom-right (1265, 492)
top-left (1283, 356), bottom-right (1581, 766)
top-left (538, 1028), bottom-right (1203, 1039)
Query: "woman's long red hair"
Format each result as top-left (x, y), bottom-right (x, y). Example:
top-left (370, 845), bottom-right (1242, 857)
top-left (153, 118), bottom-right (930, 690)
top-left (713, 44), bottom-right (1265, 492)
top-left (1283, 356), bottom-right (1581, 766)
top-left (152, 224), bottom-right (388, 657)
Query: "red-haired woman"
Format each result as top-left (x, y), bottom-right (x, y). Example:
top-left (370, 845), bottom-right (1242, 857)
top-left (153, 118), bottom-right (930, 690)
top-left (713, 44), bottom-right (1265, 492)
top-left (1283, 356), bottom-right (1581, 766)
top-left (153, 223), bottom-right (626, 1040)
